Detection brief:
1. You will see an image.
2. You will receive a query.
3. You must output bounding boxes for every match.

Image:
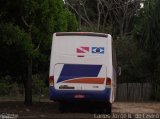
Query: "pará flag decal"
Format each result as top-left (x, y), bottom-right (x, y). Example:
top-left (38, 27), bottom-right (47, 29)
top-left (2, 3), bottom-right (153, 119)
top-left (77, 47), bottom-right (89, 53)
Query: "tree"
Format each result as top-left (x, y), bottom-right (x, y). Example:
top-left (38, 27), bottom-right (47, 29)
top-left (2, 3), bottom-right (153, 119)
top-left (0, 23), bottom-right (32, 77)
top-left (0, 0), bottom-right (78, 105)
top-left (134, 0), bottom-right (160, 100)
top-left (65, 0), bottom-right (141, 37)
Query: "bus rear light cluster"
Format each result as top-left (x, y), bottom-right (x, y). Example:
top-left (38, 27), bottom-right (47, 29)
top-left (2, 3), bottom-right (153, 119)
top-left (106, 77), bottom-right (111, 85)
top-left (49, 76), bottom-right (54, 86)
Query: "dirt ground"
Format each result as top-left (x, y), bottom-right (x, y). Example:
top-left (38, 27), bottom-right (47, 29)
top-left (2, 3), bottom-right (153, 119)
top-left (0, 100), bottom-right (160, 119)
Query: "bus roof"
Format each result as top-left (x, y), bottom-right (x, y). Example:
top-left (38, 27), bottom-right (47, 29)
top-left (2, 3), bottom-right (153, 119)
top-left (55, 32), bottom-right (108, 38)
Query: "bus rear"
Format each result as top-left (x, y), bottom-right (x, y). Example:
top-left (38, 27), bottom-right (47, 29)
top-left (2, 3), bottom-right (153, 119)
top-left (49, 32), bottom-right (114, 113)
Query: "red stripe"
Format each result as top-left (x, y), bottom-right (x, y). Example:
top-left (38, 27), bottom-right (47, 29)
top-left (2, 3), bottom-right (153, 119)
top-left (77, 48), bottom-right (85, 53)
top-left (63, 77), bottom-right (105, 84)
top-left (81, 47), bottom-right (89, 52)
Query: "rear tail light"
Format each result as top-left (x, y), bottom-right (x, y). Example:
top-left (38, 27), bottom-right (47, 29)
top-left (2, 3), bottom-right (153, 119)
top-left (106, 77), bottom-right (111, 85)
top-left (49, 76), bottom-right (54, 86)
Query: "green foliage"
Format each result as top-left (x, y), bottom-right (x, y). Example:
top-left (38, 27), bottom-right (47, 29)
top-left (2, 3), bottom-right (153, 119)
top-left (0, 76), bottom-right (17, 96)
top-left (133, 0), bottom-right (160, 100)
top-left (115, 36), bottom-right (149, 83)
top-left (0, 0), bottom-right (78, 77)
top-left (135, 0), bottom-right (160, 52)
top-left (0, 23), bottom-right (33, 76)
top-left (0, 0), bottom-right (78, 104)
top-left (66, 10), bottom-right (78, 31)
top-left (0, 23), bottom-right (33, 55)
top-left (32, 74), bottom-right (48, 96)
top-left (0, 82), bottom-right (11, 96)
top-left (134, 0), bottom-right (160, 78)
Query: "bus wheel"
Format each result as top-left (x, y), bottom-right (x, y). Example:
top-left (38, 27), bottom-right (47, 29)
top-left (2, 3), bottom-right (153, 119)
top-left (104, 102), bottom-right (112, 114)
top-left (59, 102), bottom-right (67, 113)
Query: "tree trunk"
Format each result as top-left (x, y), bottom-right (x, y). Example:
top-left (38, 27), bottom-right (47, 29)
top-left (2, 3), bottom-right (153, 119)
top-left (24, 57), bottom-right (32, 106)
top-left (120, 21), bottom-right (124, 38)
top-left (21, 17), bottom-right (33, 106)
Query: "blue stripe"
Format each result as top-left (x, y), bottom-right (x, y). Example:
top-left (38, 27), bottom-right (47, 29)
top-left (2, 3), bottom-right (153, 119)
top-left (49, 86), bottom-right (111, 102)
top-left (57, 64), bottom-right (102, 83)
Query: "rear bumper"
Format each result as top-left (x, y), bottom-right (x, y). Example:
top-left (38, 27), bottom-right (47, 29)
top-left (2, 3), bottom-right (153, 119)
top-left (49, 86), bottom-right (111, 102)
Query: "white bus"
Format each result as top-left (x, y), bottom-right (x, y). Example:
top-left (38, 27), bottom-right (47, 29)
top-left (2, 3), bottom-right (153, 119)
top-left (49, 32), bottom-right (117, 113)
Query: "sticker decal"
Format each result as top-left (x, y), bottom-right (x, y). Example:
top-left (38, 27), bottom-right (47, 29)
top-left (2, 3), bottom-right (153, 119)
top-left (76, 47), bottom-right (89, 53)
top-left (59, 85), bottom-right (75, 89)
top-left (57, 64), bottom-right (102, 83)
top-left (92, 47), bottom-right (104, 54)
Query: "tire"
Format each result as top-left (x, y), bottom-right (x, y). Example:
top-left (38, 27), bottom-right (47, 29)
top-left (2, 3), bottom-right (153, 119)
top-left (59, 102), bottom-right (67, 113)
top-left (104, 102), bottom-right (112, 114)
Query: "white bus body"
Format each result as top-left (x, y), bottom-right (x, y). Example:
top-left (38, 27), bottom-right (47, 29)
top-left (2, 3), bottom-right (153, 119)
top-left (49, 32), bottom-right (117, 113)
